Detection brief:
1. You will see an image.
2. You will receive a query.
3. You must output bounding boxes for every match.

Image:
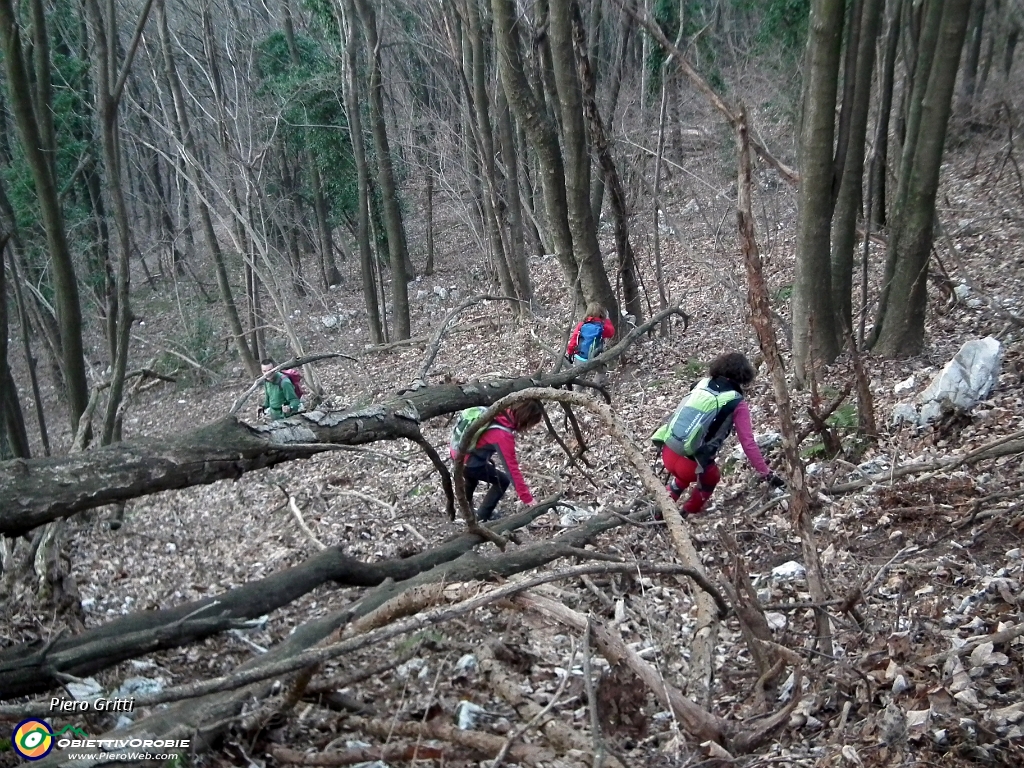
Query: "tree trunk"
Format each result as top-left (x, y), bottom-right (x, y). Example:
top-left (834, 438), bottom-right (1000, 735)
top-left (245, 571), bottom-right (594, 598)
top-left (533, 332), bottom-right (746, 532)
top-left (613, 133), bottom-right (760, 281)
top-left (874, 0), bottom-right (971, 355)
top-left (0, 236), bottom-right (30, 459)
top-left (868, 0), bottom-right (903, 227)
top-left (547, 0), bottom-right (619, 321)
top-left (0, 0), bottom-right (90, 433)
top-left (463, 0), bottom-right (518, 299)
top-left (157, 0), bottom-right (258, 376)
top-left (491, 0), bottom-right (582, 307)
top-left (352, 0), bottom-right (411, 339)
top-left (494, 85), bottom-right (531, 300)
top-left (571, 1), bottom-right (642, 323)
top-left (792, 0), bottom-right (845, 382)
top-left (830, 0), bottom-right (884, 336)
top-left (339, 0), bottom-right (384, 344)
top-left (957, 0), bottom-right (987, 113)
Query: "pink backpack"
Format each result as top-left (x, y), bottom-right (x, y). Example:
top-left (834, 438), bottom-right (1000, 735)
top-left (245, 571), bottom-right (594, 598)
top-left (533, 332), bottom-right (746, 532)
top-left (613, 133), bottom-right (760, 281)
top-left (281, 368), bottom-right (303, 398)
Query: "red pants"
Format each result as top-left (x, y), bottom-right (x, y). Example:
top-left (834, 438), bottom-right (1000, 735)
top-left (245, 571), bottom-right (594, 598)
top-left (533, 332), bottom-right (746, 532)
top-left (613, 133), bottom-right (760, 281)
top-left (662, 446), bottom-right (720, 514)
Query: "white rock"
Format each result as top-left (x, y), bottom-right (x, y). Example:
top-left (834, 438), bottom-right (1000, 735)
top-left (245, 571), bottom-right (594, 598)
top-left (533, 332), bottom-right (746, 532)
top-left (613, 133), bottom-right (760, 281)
top-left (454, 654), bottom-right (478, 676)
top-left (892, 674), bottom-right (911, 695)
top-left (456, 700), bottom-right (488, 730)
top-left (321, 315), bottom-right (340, 329)
top-left (116, 676), bottom-right (164, 698)
top-left (433, 286), bottom-right (448, 299)
top-left (771, 561), bottom-right (806, 581)
top-left (894, 375), bottom-right (916, 394)
top-left (892, 402), bottom-right (920, 426)
top-left (765, 612), bottom-right (787, 631)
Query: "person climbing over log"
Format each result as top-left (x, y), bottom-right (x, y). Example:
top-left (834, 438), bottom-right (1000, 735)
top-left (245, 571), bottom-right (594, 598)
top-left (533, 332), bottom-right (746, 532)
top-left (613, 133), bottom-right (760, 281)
top-left (450, 400), bottom-right (544, 522)
top-left (566, 302), bottom-right (615, 386)
top-left (653, 352), bottom-right (784, 515)
top-left (259, 358), bottom-right (302, 420)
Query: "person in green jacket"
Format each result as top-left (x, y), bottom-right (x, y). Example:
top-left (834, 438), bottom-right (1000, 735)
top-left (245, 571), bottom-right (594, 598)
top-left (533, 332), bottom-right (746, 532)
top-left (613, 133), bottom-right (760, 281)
top-left (260, 358), bottom-right (301, 420)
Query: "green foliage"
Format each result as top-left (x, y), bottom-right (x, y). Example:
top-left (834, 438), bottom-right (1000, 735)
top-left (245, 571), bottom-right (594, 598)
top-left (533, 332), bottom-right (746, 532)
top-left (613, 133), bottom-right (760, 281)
top-left (647, 1), bottom-right (724, 93)
top-left (256, 30), bottom-right (358, 226)
top-left (758, 0), bottom-right (811, 53)
top-left (774, 284), bottom-right (794, 302)
top-left (0, 0), bottom-right (96, 285)
top-left (828, 403), bottom-right (858, 430)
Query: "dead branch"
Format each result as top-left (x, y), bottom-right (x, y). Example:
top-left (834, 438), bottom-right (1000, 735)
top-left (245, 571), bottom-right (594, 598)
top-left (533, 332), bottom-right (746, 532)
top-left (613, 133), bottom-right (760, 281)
top-left (920, 622), bottom-right (1024, 666)
top-left (796, 382), bottom-right (853, 445)
top-left (477, 642), bottom-right (624, 768)
top-left (415, 294), bottom-right (526, 385)
top-left (0, 505), bottom-right (556, 703)
top-left (630, 5), bottom-right (799, 186)
top-left (826, 433), bottom-right (1024, 494)
top-left (346, 715), bottom-right (554, 766)
top-left (736, 105), bottom-right (833, 657)
top-left (409, 429), bottom-right (456, 519)
top-left (288, 495), bottom-right (327, 550)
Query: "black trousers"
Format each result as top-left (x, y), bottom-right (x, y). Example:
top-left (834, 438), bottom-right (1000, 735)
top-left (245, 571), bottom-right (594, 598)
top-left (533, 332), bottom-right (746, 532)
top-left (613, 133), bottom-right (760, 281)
top-left (464, 462), bottom-right (510, 521)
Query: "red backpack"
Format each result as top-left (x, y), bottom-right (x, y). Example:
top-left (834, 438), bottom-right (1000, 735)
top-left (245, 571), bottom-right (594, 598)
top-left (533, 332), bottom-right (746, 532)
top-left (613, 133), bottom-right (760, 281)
top-left (281, 368), bottom-right (303, 398)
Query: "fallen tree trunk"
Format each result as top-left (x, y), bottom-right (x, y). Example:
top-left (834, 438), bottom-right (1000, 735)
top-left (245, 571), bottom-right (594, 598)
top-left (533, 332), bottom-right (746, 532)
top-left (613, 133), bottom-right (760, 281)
top-left (0, 504), bottom-right (556, 701)
top-left (0, 307), bottom-right (685, 537)
top-left (28, 511), bottom-right (631, 766)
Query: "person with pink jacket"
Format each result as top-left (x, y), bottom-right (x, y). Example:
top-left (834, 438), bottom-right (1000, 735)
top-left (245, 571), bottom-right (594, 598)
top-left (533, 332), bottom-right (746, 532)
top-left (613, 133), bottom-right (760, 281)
top-left (451, 400), bottom-right (544, 521)
top-left (660, 352), bottom-right (784, 515)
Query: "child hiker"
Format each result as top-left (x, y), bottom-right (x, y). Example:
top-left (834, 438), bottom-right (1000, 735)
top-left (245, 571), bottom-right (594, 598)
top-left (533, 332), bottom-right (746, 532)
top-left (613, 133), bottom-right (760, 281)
top-left (656, 352), bottom-right (783, 515)
top-left (260, 358), bottom-right (302, 420)
top-left (566, 302), bottom-right (615, 384)
top-left (450, 400), bottom-right (544, 522)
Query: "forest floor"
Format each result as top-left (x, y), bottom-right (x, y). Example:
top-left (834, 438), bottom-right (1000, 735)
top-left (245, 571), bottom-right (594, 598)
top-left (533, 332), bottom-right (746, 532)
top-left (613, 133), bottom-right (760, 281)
top-left (4, 115), bottom-right (1024, 768)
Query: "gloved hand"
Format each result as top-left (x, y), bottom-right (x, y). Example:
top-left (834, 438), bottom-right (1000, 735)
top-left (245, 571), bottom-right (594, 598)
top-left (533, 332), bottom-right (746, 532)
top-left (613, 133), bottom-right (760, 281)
top-left (764, 471), bottom-right (786, 489)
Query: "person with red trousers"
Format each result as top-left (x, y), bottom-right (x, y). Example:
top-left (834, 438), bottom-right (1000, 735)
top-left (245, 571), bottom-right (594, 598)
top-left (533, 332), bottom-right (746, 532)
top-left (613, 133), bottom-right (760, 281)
top-left (661, 352), bottom-right (784, 515)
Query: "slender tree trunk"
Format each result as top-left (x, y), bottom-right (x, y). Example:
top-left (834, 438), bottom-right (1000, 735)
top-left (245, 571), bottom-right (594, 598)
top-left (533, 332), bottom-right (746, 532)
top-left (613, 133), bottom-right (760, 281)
top-left (352, 0), bottom-right (411, 339)
top-left (492, 0), bottom-right (582, 307)
top-left (832, 0), bottom-right (864, 197)
top-left (462, 0), bottom-right (517, 299)
top-left (869, 0), bottom-right (903, 227)
top-left (830, 0), bottom-right (884, 335)
top-left (571, 0), bottom-right (641, 323)
top-left (494, 84), bottom-right (531, 300)
top-left (5, 244), bottom-right (50, 455)
top-left (547, 0), bottom-right (618, 320)
top-left (590, 0), bottom-right (633, 224)
top-left (958, 0), bottom-right (987, 113)
top-left (0, 236), bottom-right (30, 459)
top-left (874, 0), bottom-right (971, 355)
top-left (0, 0), bottom-right (89, 432)
top-left (792, 0), bottom-right (845, 382)
top-left (157, 0), bottom-right (257, 376)
top-left (339, 0), bottom-right (384, 343)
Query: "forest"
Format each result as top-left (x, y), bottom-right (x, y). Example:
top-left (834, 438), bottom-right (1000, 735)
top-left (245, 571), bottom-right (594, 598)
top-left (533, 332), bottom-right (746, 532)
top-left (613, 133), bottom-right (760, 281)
top-left (2, 0), bottom-right (1024, 766)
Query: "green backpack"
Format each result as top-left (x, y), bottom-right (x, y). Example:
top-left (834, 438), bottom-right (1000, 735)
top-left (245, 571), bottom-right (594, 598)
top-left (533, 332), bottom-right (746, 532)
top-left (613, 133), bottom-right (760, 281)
top-left (658, 378), bottom-right (742, 459)
top-left (449, 407), bottom-right (511, 455)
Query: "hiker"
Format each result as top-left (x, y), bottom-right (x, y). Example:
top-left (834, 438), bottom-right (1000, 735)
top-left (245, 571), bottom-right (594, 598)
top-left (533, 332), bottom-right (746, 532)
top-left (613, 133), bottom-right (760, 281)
top-left (450, 400), bottom-right (544, 522)
top-left (566, 302), bottom-right (615, 386)
top-left (260, 358), bottom-right (302, 420)
top-left (657, 352), bottom-right (783, 515)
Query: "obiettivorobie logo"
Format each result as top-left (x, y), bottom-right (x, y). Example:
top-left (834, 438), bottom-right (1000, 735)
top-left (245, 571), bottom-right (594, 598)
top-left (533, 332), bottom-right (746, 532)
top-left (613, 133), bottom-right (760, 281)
top-left (11, 719), bottom-right (88, 761)
top-left (8, 720), bottom-right (190, 765)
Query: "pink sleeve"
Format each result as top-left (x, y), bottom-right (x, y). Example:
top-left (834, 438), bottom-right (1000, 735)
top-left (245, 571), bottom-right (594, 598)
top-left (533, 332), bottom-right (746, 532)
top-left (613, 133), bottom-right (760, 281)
top-left (566, 322), bottom-right (583, 357)
top-left (602, 318), bottom-right (615, 339)
top-left (734, 401), bottom-right (770, 476)
top-left (493, 430), bottom-right (534, 504)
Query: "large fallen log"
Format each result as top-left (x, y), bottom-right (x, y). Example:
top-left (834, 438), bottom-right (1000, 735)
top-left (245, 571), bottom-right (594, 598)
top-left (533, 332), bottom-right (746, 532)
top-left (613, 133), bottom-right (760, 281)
top-left (0, 307), bottom-right (685, 537)
top-left (29, 511), bottom-right (630, 766)
top-left (0, 504), bottom-right (556, 702)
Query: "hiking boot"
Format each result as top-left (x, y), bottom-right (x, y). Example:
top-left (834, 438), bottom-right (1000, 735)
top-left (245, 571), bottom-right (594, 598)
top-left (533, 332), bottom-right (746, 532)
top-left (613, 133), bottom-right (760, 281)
top-left (666, 478), bottom-right (684, 502)
top-left (682, 489), bottom-right (713, 515)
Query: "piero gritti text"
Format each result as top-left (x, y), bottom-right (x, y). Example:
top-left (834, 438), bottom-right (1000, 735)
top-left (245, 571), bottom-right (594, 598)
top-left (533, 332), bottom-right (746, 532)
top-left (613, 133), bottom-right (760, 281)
top-left (50, 697), bottom-right (135, 712)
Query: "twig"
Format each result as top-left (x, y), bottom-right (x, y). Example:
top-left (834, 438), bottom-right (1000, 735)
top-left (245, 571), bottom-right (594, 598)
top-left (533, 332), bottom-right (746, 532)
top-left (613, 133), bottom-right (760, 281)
top-left (582, 619), bottom-right (607, 768)
top-left (415, 294), bottom-right (527, 385)
top-left (289, 496), bottom-right (327, 551)
top-left (920, 623), bottom-right (1024, 666)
